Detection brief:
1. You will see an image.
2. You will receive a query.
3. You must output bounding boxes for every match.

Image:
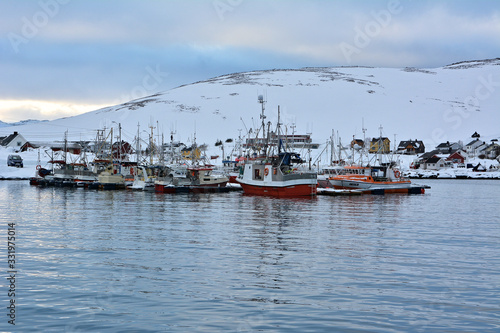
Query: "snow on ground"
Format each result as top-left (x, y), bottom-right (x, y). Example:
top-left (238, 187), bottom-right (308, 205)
top-left (0, 147), bottom-right (84, 179)
top-left (0, 147), bottom-right (39, 179)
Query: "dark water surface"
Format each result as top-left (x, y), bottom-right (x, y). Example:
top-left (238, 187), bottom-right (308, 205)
top-left (1, 179), bottom-right (499, 332)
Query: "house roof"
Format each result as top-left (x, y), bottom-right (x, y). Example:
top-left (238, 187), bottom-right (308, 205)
top-left (436, 142), bottom-right (451, 148)
top-left (419, 150), bottom-right (440, 160)
top-left (371, 137), bottom-right (389, 142)
top-left (465, 139), bottom-right (483, 147)
top-left (1, 132), bottom-right (22, 146)
top-left (447, 151), bottom-right (466, 161)
top-left (448, 150), bottom-right (465, 157)
top-left (397, 140), bottom-right (424, 149)
top-left (351, 139), bottom-right (364, 147)
top-left (481, 143), bottom-right (500, 152)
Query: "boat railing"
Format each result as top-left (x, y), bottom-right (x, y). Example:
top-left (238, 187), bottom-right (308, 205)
top-left (277, 172), bottom-right (317, 182)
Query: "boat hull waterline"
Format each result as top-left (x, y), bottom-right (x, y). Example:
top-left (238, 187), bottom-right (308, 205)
top-left (154, 183), bottom-right (229, 194)
top-left (330, 178), bottom-right (426, 194)
top-left (239, 182), bottom-right (317, 197)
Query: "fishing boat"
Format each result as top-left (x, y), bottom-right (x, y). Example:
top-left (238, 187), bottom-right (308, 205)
top-left (317, 165), bottom-right (343, 188)
top-left (155, 131), bottom-right (230, 193)
top-left (154, 165), bottom-right (229, 193)
top-left (328, 163), bottom-right (427, 194)
top-left (90, 162), bottom-right (125, 190)
top-left (236, 96), bottom-right (317, 197)
top-left (128, 165), bottom-right (157, 191)
top-left (29, 166), bottom-right (52, 186)
top-left (237, 153), bottom-right (317, 197)
top-left (32, 159), bottom-right (97, 188)
top-left (323, 124), bottom-right (429, 194)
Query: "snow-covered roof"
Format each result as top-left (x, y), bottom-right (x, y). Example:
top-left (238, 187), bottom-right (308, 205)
top-left (465, 139), bottom-right (483, 147)
top-left (1, 132), bottom-right (25, 146)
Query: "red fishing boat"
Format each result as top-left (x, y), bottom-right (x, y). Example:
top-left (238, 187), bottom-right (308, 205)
top-left (236, 96), bottom-right (317, 197)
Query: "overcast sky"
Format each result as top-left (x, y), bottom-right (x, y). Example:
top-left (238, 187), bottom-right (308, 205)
top-left (1, 0), bottom-right (499, 122)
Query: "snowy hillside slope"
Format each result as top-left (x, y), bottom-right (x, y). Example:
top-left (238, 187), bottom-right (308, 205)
top-left (1, 59), bottom-right (499, 157)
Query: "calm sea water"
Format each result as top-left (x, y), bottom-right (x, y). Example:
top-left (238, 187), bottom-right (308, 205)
top-left (1, 179), bottom-right (499, 332)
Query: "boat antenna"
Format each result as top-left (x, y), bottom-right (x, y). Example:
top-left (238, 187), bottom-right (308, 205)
top-left (277, 105), bottom-right (281, 154)
top-left (258, 94), bottom-right (266, 133)
top-left (362, 118), bottom-right (367, 165)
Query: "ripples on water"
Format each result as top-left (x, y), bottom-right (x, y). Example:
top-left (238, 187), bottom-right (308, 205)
top-left (1, 180), bottom-right (499, 332)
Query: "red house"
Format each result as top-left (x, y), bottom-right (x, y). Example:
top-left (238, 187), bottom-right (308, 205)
top-left (447, 151), bottom-right (466, 164)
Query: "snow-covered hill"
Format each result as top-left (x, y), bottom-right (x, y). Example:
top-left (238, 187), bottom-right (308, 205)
top-left (0, 119), bottom-right (48, 128)
top-left (1, 58), bottom-right (499, 157)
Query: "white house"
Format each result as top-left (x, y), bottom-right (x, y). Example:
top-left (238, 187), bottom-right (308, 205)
top-left (435, 141), bottom-right (461, 154)
top-left (465, 139), bottom-right (484, 157)
top-left (422, 156), bottom-right (446, 170)
top-left (0, 131), bottom-right (27, 151)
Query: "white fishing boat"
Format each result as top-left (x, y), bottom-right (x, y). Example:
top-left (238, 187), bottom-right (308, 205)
top-left (155, 165), bottom-right (228, 193)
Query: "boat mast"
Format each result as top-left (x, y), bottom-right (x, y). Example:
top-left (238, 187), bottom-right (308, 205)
top-left (109, 127), bottom-right (113, 163)
top-left (118, 122), bottom-right (122, 163)
top-left (63, 130), bottom-right (68, 165)
top-left (290, 123), bottom-right (296, 153)
top-left (277, 105), bottom-right (281, 155)
top-left (149, 124), bottom-right (155, 165)
top-left (258, 94), bottom-right (267, 157)
top-left (170, 129), bottom-right (176, 164)
top-left (330, 129), bottom-right (334, 165)
top-left (361, 118), bottom-right (367, 165)
top-left (136, 123), bottom-right (141, 165)
top-left (161, 132), bottom-right (165, 166)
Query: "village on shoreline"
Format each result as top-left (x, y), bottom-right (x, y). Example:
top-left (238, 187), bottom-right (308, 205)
top-left (1, 127), bottom-right (499, 181)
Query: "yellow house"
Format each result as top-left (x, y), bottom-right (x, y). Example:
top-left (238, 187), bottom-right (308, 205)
top-left (182, 146), bottom-right (201, 160)
top-left (369, 137), bottom-right (391, 154)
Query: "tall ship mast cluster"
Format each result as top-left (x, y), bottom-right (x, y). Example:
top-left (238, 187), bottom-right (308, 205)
top-left (28, 96), bottom-right (429, 196)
